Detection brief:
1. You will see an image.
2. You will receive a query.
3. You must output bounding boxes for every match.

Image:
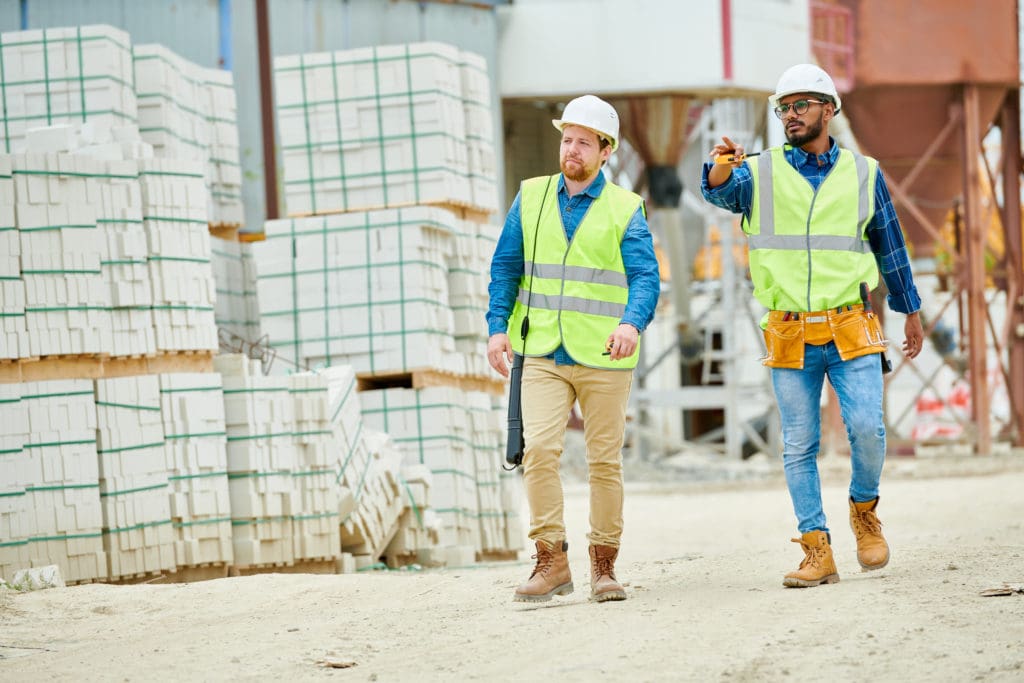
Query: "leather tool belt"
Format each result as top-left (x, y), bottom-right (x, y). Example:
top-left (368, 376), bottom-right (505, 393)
top-left (761, 303), bottom-right (888, 369)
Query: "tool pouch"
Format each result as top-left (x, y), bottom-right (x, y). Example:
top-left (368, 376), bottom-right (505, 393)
top-left (762, 319), bottom-right (805, 369)
top-left (829, 309), bottom-right (887, 361)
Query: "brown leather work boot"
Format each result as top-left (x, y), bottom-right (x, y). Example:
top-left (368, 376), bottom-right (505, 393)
top-left (783, 530), bottom-right (840, 588)
top-left (849, 497), bottom-right (890, 570)
top-left (513, 540), bottom-right (573, 603)
top-left (589, 544), bottom-right (626, 602)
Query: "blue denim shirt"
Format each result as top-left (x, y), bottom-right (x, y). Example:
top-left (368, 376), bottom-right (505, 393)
top-left (700, 138), bottom-right (921, 314)
top-left (486, 171), bottom-right (661, 365)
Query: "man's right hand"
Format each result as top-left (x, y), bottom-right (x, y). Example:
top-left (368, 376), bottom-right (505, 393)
top-left (487, 333), bottom-right (513, 378)
top-left (707, 135), bottom-right (743, 189)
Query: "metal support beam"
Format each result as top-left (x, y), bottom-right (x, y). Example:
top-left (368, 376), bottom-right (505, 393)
top-left (255, 0), bottom-right (279, 220)
top-left (961, 84), bottom-right (991, 453)
top-left (1000, 90), bottom-right (1024, 445)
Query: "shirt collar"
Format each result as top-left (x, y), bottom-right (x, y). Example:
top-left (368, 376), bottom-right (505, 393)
top-left (786, 136), bottom-right (840, 168)
top-left (558, 169), bottom-right (606, 198)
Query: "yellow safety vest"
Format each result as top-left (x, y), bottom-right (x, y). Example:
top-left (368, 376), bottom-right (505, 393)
top-left (507, 174), bottom-right (644, 369)
top-left (745, 146), bottom-right (879, 313)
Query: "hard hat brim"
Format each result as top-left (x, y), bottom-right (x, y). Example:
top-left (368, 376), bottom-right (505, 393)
top-left (768, 89), bottom-right (842, 114)
top-left (551, 119), bottom-right (618, 152)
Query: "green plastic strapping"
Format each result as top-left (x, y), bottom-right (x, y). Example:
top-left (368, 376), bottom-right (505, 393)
top-left (334, 421), bottom-right (364, 485)
top-left (29, 530), bottom-right (102, 543)
top-left (100, 481), bottom-right (168, 498)
top-left (403, 45), bottom-right (421, 204)
top-left (330, 375), bottom-right (356, 424)
top-left (103, 518), bottom-right (173, 534)
top-left (222, 386), bottom-right (287, 395)
top-left (371, 46), bottom-right (389, 207)
top-left (230, 516), bottom-right (289, 526)
top-left (225, 431), bottom-right (293, 442)
top-left (27, 482), bottom-right (99, 492)
top-left (292, 511), bottom-right (339, 522)
top-left (401, 477), bottom-right (425, 529)
top-left (42, 29), bottom-right (51, 125)
top-left (76, 27), bottom-right (86, 123)
top-left (297, 53), bottom-right (316, 214)
top-left (329, 49), bottom-right (350, 208)
top-left (290, 218), bottom-right (299, 367)
top-left (95, 400), bottom-right (161, 412)
top-left (168, 470), bottom-right (228, 481)
top-left (97, 440), bottom-right (165, 455)
top-left (173, 516), bottom-right (231, 528)
top-left (0, 31), bottom-right (10, 153)
top-left (160, 386), bottom-right (221, 394)
top-left (164, 431), bottom-right (227, 441)
top-left (227, 470), bottom-right (290, 480)
top-left (322, 216), bottom-right (330, 364)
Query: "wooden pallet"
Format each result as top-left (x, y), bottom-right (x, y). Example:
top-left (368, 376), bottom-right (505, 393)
top-left (285, 198), bottom-right (495, 224)
top-left (356, 367), bottom-right (505, 396)
top-left (108, 568), bottom-right (177, 585)
top-left (476, 549), bottom-right (521, 564)
top-left (208, 222), bottom-right (241, 242)
top-left (0, 350), bottom-right (216, 384)
top-left (229, 557), bottom-right (341, 577)
top-left (165, 562), bottom-right (230, 583)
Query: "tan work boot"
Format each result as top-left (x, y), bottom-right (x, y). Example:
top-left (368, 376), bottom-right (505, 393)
top-left (783, 530), bottom-right (840, 588)
top-left (589, 544), bottom-right (626, 602)
top-left (513, 540), bottom-right (573, 603)
top-left (849, 497), bottom-right (890, 570)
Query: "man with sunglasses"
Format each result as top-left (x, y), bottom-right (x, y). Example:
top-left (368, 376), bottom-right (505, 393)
top-left (700, 64), bottom-right (924, 588)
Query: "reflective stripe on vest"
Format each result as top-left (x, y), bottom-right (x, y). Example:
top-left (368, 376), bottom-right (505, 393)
top-left (507, 174), bottom-right (643, 369)
top-left (745, 147), bottom-right (879, 313)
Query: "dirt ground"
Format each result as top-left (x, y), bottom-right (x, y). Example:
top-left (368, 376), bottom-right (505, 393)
top-left (2, 451), bottom-right (1023, 682)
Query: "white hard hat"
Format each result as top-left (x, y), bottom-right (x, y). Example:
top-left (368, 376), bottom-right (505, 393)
top-left (769, 63), bottom-right (842, 114)
top-left (552, 95), bottom-right (620, 152)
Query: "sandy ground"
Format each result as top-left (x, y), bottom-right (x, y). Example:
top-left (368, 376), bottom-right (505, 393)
top-left (2, 452), bottom-right (1023, 682)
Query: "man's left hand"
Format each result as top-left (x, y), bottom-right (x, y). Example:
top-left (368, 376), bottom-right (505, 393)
top-left (605, 323), bottom-right (639, 361)
top-left (903, 311), bottom-right (924, 359)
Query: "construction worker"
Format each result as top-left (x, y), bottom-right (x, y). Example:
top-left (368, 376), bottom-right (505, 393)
top-left (701, 64), bottom-right (925, 587)
top-left (486, 95), bottom-right (660, 603)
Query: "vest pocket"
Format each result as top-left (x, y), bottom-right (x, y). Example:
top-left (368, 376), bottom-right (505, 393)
top-left (762, 319), bottom-right (805, 369)
top-left (830, 310), bottom-right (886, 361)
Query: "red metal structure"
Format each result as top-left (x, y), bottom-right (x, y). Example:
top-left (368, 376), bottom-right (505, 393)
top-left (811, 0), bottom-right (1024, 451)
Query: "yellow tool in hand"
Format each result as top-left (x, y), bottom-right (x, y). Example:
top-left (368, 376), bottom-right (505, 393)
top-left (714, 150), bottom-right (762, 164)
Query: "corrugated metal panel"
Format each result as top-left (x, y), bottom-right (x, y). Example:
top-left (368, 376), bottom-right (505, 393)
top-left (23, 0), bottom-right (219, 67)
top-left (0, 2), bottom-right (23, 33)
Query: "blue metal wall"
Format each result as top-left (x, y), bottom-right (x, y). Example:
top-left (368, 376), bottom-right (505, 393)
top-left (1, 0), bottom-right (504, 230)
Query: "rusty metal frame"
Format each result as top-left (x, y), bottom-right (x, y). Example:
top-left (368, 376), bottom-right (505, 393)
top-left (883, 87), bottom-right (1024, 452)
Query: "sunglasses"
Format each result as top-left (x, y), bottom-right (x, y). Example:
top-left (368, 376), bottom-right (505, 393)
top-left (773, 98), bottom-right (828, 119)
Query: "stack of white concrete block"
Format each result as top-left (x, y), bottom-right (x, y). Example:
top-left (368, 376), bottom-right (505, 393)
top-left (94, 375), bottom-right (176, 580)
top-left (253, 206), bottom-right (460, 376)
top-left (95, 157), bottom-right (156, 357)
top-left (133, 44), bottom-right (244, 227)
top-left (459, 51), bottom-right (499, 214)
top-left (210, 238), bottom-right (260, 343)
top-left (21, 379), bottom-right (107, 584)
top-left (491, 392), bottom-right (525, 553)
top-left (0, 25), bottom-right (137, 154)
top-left (468, 390), bottom-right (505, 553)
top-left (140, 157), bottom-right (218, 353)
top-left (160, 372), bottom-right (232, 568)
top-left (338, 428), bottom-right (405, 563)
top-left (361, 386), bottom-right (485, 556)
top-left (13, 152), bottom-right (113, 356)
top-left (448, 218), bottom-right (499, 378)
top-left (275, 42), bottom-right (484, 215)
top-left (382, 464), bottom-right (441, 566)
top-left (216, 353), bottom-right (296, 567)
top-left (0, 385), bottom-right (30, 582)
top-left (0, 156), bottom-right (26, 359)
top-left (202, 69), bottom-right (245, 227)
top-left (289, 368), bottom-right (346, 561)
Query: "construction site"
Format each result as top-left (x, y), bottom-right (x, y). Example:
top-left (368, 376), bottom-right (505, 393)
top-left (0, 0), bottom-right (1023, 680)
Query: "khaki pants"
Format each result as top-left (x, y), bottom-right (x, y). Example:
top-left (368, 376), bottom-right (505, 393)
top-left (520, 357), bottom-right (633, 548)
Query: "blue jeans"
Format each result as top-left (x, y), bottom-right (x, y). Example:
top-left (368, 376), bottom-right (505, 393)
top-left (771, 343), bottom-right (886, 535)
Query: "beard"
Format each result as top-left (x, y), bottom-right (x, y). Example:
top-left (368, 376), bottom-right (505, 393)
top-left (785, 111), bottom-right (825, 147)
top-left (560, 155), bottom-right (599, 182)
